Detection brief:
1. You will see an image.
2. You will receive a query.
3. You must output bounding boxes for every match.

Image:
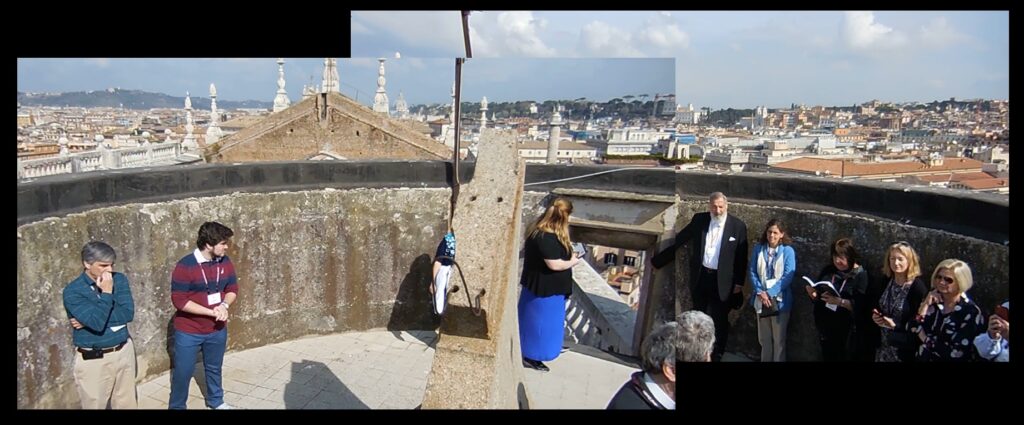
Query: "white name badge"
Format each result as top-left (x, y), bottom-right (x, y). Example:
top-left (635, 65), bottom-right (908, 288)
top-left (207, 292), bottom-right (223, 305)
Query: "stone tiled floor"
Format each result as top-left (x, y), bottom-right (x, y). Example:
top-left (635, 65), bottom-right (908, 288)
top-left (137, 329), bottom-right (641, 409)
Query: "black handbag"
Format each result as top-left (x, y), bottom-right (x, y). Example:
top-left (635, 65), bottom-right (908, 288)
top-left (758, 301), bottom-right (781, 318)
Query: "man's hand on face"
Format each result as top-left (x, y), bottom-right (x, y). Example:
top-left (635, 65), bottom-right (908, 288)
top-left (96, 271), bottom-right (114, 293)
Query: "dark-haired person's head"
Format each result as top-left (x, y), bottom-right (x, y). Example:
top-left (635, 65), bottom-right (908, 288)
top-left (197, 222), bottom-right (234, 258)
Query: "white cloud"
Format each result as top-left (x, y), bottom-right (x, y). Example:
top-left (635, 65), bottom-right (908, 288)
top-left (926, 78), bottom-right (945, 89)
top-left (636, 20), bottom-right (690, 50)
top-left (579, 21), bottom-right (644, 57)
top-left (918, 17), bottom-right (970, 48)
top-left (492, 11), bottom-right (557, 56)
top-left (842, 11), bottom-right (907, 50)
top-left (468, 23), bottom-right (494, 56)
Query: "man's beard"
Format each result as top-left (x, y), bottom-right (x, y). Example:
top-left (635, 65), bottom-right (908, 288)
top-left (711, 212), bottom-right (726, 224)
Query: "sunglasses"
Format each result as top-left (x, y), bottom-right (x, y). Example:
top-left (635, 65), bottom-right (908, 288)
top-left (934, 275), bottom-right (955, 285)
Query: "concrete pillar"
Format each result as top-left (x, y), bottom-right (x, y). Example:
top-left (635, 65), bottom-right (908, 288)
top-left (422, 127), bottom-right (528, 409)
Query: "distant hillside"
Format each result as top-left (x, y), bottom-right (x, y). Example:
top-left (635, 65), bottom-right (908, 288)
top-left (17, 88), bottom-right (272, 110)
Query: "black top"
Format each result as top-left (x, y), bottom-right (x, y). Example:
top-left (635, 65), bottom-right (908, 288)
top-left (876, 276), bottom-right (929, 361)
top-left (812, 264), bottom-right (870, 324)
top-left (520, 231), bottom-right (573, 297)
top-left (606, 372), bottom-right (668, 410)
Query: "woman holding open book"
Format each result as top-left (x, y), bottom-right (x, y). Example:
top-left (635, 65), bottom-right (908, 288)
top-left (805, 238), bottom-right (870, 361)
top-left (747, 218), bottom-right (796, 362)
top-left (872, 241), bottom-right (929, 362)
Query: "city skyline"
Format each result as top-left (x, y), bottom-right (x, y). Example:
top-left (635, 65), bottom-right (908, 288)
top-left (352, 10), bottom-right (1009, 109)
top-left (17, 58), bottom-right (674, 108)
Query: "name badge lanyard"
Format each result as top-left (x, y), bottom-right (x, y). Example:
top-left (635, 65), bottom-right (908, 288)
top-left (763, 248), bottom-right (777, 280)
top-left (199, 262), bottom-right (222, 295)
top-left (830, 274), bottom-right (849, 296)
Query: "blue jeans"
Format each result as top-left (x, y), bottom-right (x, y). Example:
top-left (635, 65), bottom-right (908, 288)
top-left (169, 328), bottom-right (227, 409)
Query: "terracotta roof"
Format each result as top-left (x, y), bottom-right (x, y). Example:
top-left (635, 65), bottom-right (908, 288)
top-left (956, 178), bottom-right (1009, 190)
top-left (916, 172), bottom-right (994, 183)
top-left (772, 156), bottom-right (983, 177)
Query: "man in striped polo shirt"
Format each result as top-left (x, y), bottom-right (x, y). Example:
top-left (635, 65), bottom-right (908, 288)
top-left (62, 241), bottom-right (137, 409)
top-left (169, 222), bottom-right (238, 410)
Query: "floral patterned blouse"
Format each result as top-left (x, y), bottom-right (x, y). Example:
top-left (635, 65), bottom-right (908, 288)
top-left (876, 279), bottom-right (912, 362)
top-left (915, 295), bottom-right (986, 361)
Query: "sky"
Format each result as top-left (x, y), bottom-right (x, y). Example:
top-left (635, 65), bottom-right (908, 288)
top-left (17, 57), bottom-right (673, 107)
top-left (351, 10), bottom-right (1009, 109)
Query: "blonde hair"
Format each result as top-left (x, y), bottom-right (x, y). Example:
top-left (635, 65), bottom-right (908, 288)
top-left (882, 242), bottom-right (922, 281)
top-left (931, 259), bottom-right (974, 296)
top-left (528, 197), bottom-right (574, 253)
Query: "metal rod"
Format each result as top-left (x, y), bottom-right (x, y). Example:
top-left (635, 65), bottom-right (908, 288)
top-left (461, 11), bottom-right (473, 59)
top-left (449, 58), bottom-right (464, 233)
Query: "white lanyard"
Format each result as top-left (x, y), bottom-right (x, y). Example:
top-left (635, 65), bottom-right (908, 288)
top-left (199, 263), bottom-right (221, 294)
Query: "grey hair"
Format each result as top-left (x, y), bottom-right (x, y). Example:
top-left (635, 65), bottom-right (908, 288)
top-left (641, 321), bottom-right (681, 374)
top-left (676, 310), bottom-right (716, 362)
top-left (81, 241), bottom-right (116, 264)
top-left (709, 192), bottom-right (727, 203)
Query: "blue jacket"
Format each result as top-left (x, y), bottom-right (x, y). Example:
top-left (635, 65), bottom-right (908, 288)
top-left (748, 243), bottom-right (796, 312)
top-left (62, 271), bottom-right (134, 349)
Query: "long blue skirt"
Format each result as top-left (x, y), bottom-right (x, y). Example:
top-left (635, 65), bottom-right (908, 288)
top-left (518, 286), bottom-right (566, 362)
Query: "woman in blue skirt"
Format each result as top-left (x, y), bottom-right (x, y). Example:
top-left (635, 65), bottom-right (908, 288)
top-left (519, 197), bottom-right (582, 372)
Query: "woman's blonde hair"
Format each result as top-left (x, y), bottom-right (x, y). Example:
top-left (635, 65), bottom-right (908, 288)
top-left (528, 197), bottom-right (574, 253)
top-left (882, 241), bottom-right (922, 281)
top-left (931, 258), bottom-right (974, 296)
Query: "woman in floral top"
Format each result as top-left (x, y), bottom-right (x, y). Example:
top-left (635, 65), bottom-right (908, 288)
top-left (913, 259), bottom-right (986, 361)
top-left (872, 242), bottom-right (929, 362)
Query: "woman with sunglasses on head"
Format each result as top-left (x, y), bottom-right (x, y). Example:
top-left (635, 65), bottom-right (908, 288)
top-left (912, 259), bottom-right (987, 361)
top-left (871, 242), bottom-right (929, 362)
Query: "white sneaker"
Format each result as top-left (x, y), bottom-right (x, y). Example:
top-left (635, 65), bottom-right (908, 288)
top-left (213, 403), bottom-right (234, 410)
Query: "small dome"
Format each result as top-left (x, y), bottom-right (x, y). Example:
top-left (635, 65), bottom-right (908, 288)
top-left (142, 131), bottom-right (151, 138)
top-left (94, 134), bottom-right (105, 142)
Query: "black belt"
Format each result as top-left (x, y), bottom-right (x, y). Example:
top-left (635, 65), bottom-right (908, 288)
top-left (77, 340), bottom-right (127, 355)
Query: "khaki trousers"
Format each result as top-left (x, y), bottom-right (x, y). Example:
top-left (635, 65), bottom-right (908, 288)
top-left (757, 311), bottom-right (790, 362)
top-left (72, 338), bottom-right (137, 409)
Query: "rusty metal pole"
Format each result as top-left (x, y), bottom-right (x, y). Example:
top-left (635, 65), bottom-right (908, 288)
top-left (449, 11), bottom-right (473, 233)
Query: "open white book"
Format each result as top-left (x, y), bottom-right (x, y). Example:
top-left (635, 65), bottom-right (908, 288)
top-left (802, 276), bottom-right (841, 311)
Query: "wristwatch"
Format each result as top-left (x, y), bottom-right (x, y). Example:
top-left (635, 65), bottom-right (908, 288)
top-left (222, 302), bottom-right (230, 309)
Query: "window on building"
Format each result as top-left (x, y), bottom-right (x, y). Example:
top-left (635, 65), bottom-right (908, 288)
top-left (623, 256), bottom-right (637, 267)
top-left (603, 253), bottom-right (618, 265)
